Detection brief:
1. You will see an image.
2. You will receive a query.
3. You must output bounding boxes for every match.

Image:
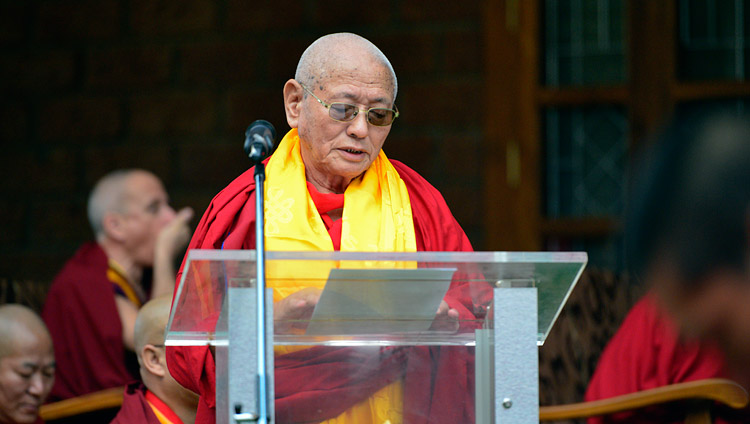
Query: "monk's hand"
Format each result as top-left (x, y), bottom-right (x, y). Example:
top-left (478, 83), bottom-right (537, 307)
top-left (152, 207), bottom-right (194, 297)
top-left (273, 287), bottom-right (322, 333)
top-left (156, 207), bottom-right (194, 261)
top-left (429, 300), bottom-right (460, 332)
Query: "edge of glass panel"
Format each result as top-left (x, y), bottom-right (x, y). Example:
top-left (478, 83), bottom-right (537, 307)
top-left (166, 250), bottom-right (588, 347)
top-left (538, 258), bottom-right (587, 346)
top-left (184, 249), bottom-right (588, 263)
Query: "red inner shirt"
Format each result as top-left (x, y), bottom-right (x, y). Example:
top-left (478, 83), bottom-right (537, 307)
top-left (306, 182), bottom-right (345, 250)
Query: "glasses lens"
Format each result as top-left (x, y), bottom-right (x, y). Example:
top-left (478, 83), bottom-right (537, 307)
top-left (367, 108), bottom-right (396, 126)
top-left (329, 103), bottom-right (357, 122)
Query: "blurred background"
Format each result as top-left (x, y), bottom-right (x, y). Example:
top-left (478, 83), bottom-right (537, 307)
top-left (1, 0), bottom-right (488, 280)
top-left (2, 0), bottom-right (749, 282)
top-left (1, 0), bottom-right (749, 412)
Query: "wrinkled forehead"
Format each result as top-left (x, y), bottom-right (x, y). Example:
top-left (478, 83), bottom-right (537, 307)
top-left (123, 172), bottom-right (166, 204)
top-left (321, 62), bottom-right (395, 98)
top-left (2, 328), bottom-right (53, 360)
top-left (305, 41), bottom-right (396, 96)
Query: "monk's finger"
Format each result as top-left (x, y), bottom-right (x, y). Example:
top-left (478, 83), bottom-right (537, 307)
top-left (175, 207), bottom-right (194, 224)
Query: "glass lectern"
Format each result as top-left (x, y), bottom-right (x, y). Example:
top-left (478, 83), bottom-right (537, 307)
top-left (166, 250), bottom-right (586, 423)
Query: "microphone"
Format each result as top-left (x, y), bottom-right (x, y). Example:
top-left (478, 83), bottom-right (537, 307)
top-left (244, 120), bottom-right (277, 164)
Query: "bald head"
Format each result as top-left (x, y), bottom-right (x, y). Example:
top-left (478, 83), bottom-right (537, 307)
top-left (0, 305), bottom-right (51, 359)
top-left (0, 305), bottom-right (55, 424)
top-left (295, 33), bottom-right (398, 102)
top-left (134, 296), bottom-right (172, 355)
top-left (134, 297), bottom-right (198, 422)
top-left (87, 169), bottom-right (161, 238)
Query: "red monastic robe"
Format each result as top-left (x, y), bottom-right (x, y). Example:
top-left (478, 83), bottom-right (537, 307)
top-left (166, 160), bottom-right (483, 424)
top-left (585, 293), bottom-right (749, 423)
top-left (42, 242), bottom-right (139, 401)
top-left (111, 382), bottom-right (184, 424)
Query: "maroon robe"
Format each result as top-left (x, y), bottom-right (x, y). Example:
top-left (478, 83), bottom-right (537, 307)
top-left (585, 293), bottom-right (749, 423)
top-left (42, 242), bottom-right (139, 401)
top-left (167, 160), bottom-right (484, 423)
top-left (111, 382), bottom-right (182, 424)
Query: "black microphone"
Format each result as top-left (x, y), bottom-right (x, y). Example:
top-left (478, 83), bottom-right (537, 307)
top-left (244, 120), bottom-right (277, 164)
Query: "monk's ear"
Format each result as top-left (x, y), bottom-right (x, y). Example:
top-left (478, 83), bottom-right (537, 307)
top-left (283, 79), bottom-right (303, 129)
top-left (101, 212), bottom-right (126, 242)
top-left (141, 345), bottom-right (167, 378)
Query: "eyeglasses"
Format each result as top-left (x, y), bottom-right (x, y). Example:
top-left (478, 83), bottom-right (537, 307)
top-left (300, 83), bottom-right (399, 127)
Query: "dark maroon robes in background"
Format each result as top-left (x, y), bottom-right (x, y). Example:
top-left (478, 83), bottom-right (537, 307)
top-left (42, 242), bottom-right (138, 401)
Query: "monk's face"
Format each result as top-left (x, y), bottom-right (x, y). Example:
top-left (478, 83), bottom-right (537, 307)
top-left (120, 172), bottom-right (176, 266)
top-left (0, 331), bottom-right (54, 424)
top-left (295, 56), bottom-right (396, 193)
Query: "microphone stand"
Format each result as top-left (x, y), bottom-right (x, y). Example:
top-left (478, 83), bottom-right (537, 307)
top-left (238, 120), bottom-right (275, 424)
top-left (253, 159), bottom-right (269, 424)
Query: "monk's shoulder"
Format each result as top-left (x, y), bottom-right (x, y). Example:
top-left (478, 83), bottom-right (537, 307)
top-left (48, 242), bottom-right (109, 292)
top-left (210, 167), bottom-right (257, 205)
top-left (390, 159), bottom-right (453, 214)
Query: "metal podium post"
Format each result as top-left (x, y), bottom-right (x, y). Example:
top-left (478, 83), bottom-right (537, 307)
top-left (476, 282), bottom-right (539, 423)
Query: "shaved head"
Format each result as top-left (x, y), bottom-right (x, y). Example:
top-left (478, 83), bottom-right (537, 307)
top-left (87, 169), bottom-right (176, 267)
top-left (134, 296), bottom-right (199, 419)
top-left (0, 305), bottom-right (51, 359)
top-left (295, 33), bottom-right (398, 102)
top-left (88, 169), bottom-right (152, 237)
top-left (0, 305), bottom-right (55, 424)
top-left (134, 296), bottom-right (172, 354)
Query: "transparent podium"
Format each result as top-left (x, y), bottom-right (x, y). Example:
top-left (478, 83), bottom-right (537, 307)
top-left (166, 250), bottom-right (586, 424)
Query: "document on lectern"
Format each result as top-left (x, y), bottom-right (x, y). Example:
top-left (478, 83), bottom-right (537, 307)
top-left (306, 268), bottom-right (456, 335)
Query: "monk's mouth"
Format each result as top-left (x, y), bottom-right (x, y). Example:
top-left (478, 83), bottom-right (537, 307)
top-left (19, 403), bottom-right (39, 414)
top-left (341, 148), bottom-right (365, 155)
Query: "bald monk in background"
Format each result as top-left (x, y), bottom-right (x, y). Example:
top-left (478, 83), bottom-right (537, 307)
top-left (0, 305), bottom-right (55, 424)
top-left (111, 297), bottom-right (199, 424)
top-left (43, 169), bottom-right (193, 401)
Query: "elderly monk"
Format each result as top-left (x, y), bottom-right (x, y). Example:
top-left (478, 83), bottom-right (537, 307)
top-left (111, 297), bottom-right (199, 424)
top-left (167, 33), bottom-right (482, 424)
top-left (42, 169), bottom-right (193, 401)
top-left (0, 305), bottom-right (55, 424)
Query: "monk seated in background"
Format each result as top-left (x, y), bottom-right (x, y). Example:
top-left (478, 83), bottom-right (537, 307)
top-left (42, 169), bottom-right (193, 401)
top-left (585, 292), bottom-right (739, 423)
top-left (0, 304), bottom-right (55, 424)
top-left (586, 112), bottom-right (750, 424)
top-left (111, 296), bottom-right (199, 424)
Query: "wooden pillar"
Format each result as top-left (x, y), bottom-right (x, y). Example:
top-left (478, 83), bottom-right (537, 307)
top-left (482, 0), bottom-right (541, 250)
top-left (628, 0), bottom-right (677, 146)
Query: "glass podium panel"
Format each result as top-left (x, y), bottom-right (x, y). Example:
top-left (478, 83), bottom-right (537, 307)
top-left (165, 249), bottom-right (586, 424)
top-left (166, 250), bottom-right (586, 347)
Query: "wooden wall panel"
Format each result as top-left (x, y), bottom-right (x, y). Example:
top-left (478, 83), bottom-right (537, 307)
top-left (482, 0), bottom-right (541, 251)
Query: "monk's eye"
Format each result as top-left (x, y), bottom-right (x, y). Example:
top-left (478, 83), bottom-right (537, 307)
top-left (15, 370), bottom-right (33, 380)
top-left (146, 201), bottom-right (160, 215)
top-left (43, 367), bottom-right (55, 378)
